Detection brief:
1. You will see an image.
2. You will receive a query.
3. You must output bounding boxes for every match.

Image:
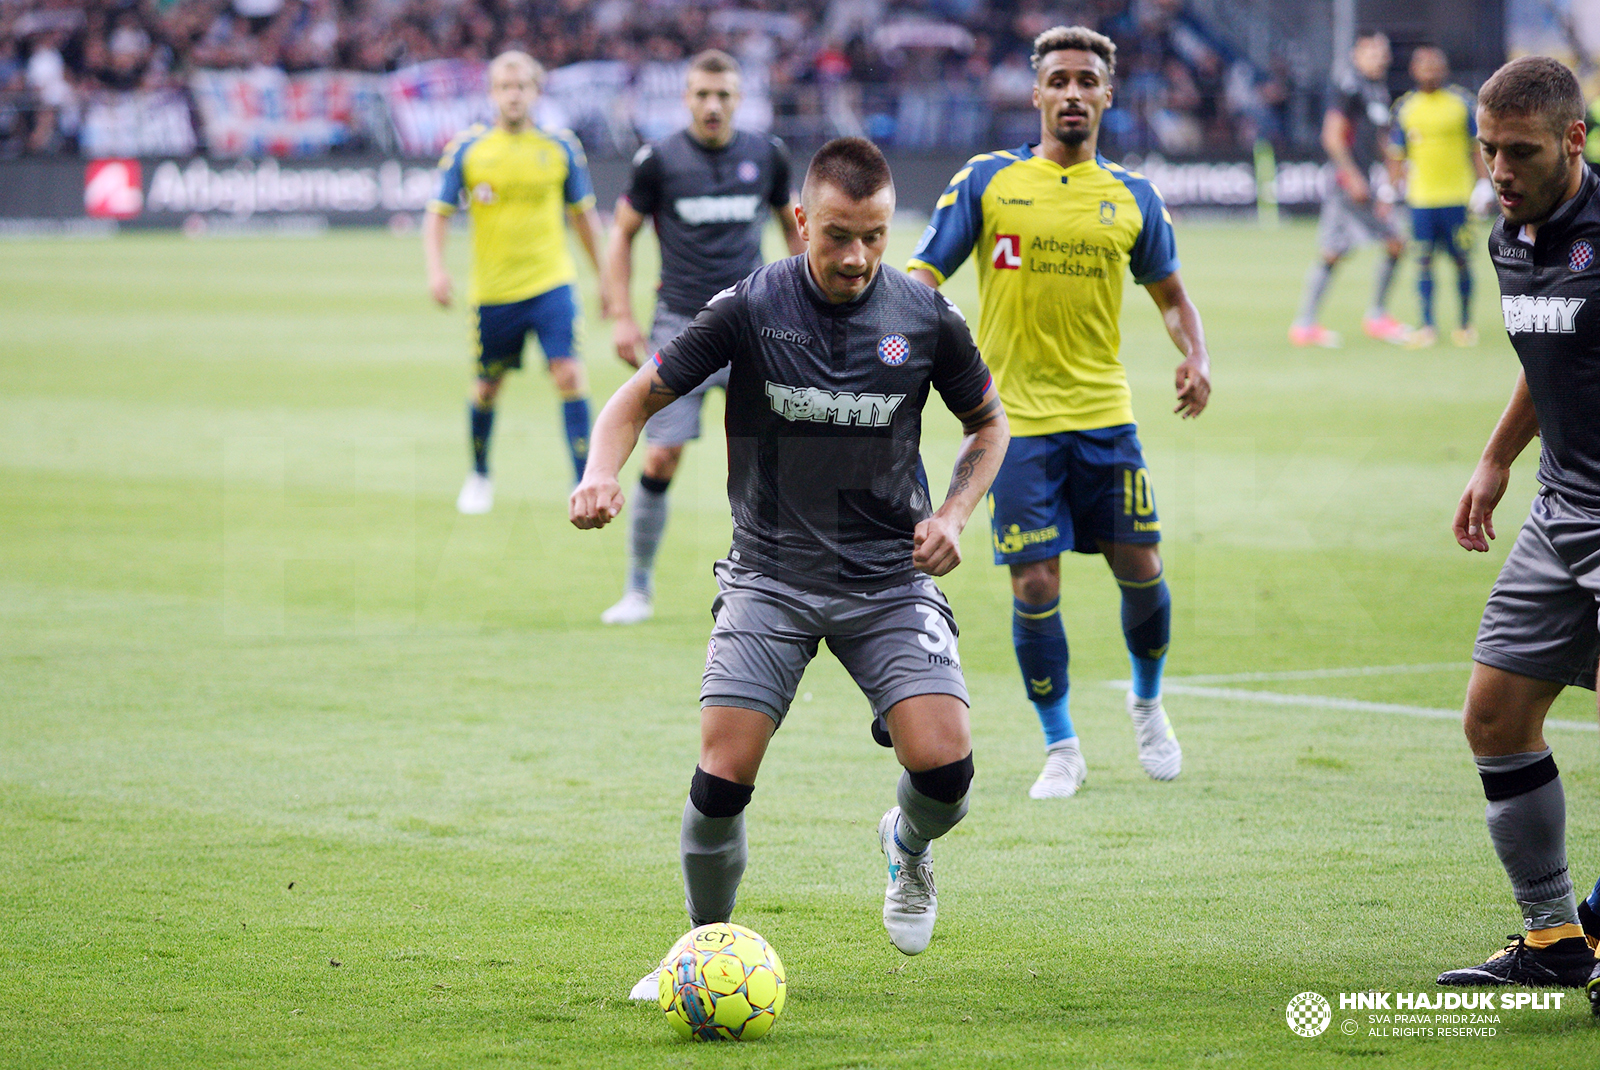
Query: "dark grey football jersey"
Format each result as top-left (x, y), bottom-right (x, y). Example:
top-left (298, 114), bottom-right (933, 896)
top-left (1489, 167), bottom-right (1600, 511)
top-left (1328, 69), bottom-right (1392, 173)
top-left (653, 257), bottom-right (993, 591)
top-left (624, 129), bottom-right (792, 315)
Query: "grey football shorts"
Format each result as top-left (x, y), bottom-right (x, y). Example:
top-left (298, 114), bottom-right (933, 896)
top-left (699, 559), bottom-right (970, 727)
top-left (1317, 189), bottom-right (1405, 257)
top-left (644, 305), bottom-right (728, 447)
top-left (1474, 489), bottom-right (1600, 691)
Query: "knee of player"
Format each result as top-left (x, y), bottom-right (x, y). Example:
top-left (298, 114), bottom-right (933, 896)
top-left (643, 445), bottom-right (685, 483)
top-left (474, 378), bottom-right (503, 407)
top-left (549, 357), bottom-right (586, 397)
top-left (1011, 566), bottom-right (1060, 606)
top-left (907, 752), bottom-right (974, 805)
top-left (690, 765), bottom-right (755, 818)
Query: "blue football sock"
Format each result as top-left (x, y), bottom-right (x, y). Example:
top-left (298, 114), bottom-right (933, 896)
top-left (1417, 256), bottom-right (1435, 328)
top-left (1119, 572), bottom-right (1171, 701)
top-left (1454, 253), bottom-right (1472, 329)
top-left (1013, 597), bottom-right (1074, 745)
top-left (1587, 876), bottom-right (1600, 913)
top-left (469, 403), bottom-right (495, 476)
top-left (561, 397), bottom-right (590, 481)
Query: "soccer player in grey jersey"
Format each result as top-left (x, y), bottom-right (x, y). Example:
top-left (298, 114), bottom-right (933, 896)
top-left (1440, 56), bottom-right (1600, 996)
top-left (598, 50), bottom-right (805, 625)
top-left (571, 138), bottom-right (1008, 992)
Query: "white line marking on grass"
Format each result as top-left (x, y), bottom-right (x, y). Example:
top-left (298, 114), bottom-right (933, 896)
top-left (1167, 662), bottom-right (1471, 685)
top-left (1105, 677), bottom-right (1598, 733)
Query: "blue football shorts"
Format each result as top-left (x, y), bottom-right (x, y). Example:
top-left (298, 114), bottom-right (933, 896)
top-left (988, 424), bottom-right (1161, 565)
top-left (1410, 205), bottom-right (1469, 253)
top-left (474, 284), bottom-right (580, 380)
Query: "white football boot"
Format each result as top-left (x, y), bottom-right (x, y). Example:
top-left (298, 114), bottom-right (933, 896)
top-left (629, 965), bottom-right (662, 1001)
top-left (600, 589), bottom-right (654, 625)
top-left (878, 807), bottom-right (936, 955)
top-left (1128, 691), bottom-right (1182, 780)
top-left (456, 472), bottom-right (493, 515)
top-left (1028, 737), bottom-right (1086, 799)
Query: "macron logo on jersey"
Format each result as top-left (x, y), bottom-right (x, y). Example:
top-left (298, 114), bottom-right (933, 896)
top-left (675, 194), bottom-right (762, 225)
top-left (1501, 295), bottom-right (1585, 334)
top-left (992, 234), bottom-right (1022, 270)
top-left (765, 382), bottom-right (905, 427)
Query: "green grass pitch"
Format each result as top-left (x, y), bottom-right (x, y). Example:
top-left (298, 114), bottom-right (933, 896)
top-left (2, 211), bottom-right (1596, 1069)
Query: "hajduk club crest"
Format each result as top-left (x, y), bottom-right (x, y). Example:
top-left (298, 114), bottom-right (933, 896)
top-left (1570, 240), bottom-right (1594, 272)
top-left (878, 334), bottom-right (910, 366)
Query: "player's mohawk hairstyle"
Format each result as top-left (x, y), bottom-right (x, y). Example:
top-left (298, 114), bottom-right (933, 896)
top-left (1478, 55), bottom-right (1584, 136)
top-left (1030, 25), bottom-right (1116, 77)
top-left (689, 49), bottom-right (740, 76)
top-left (802, 137), bottom-right (894, 204)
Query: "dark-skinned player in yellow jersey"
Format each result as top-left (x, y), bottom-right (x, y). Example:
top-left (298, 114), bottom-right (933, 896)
top-left (908, 26), bottom-right (1211, 799)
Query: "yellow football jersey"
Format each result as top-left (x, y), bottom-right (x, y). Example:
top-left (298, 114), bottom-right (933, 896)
top-left (908, 149), bottom-right (1178, 436)
top-left (427, 123), bottom-right (596, 306)
top-left (1389, 87), bottom-right (1478, 209)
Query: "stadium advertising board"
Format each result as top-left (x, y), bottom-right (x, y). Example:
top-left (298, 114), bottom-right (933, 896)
top-left (0, 152), bottom-right (1332, 234)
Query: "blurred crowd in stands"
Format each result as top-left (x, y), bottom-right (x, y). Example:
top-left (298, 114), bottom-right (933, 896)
top-left (0, 0), bottom-right (1303, 157)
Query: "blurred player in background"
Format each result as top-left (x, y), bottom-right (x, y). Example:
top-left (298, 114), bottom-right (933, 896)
top-left (1441, 56), bottom-right (1600, 998)
top-left (424, 50), bottom-right (604, 514)
top-left (908, 26), bottom-right (1210, 799)
top-left (573, 138), bottom-right (1007, 986)
top-left (598, 49), bottom-right (804, 625)
top-left (1289, 31), bottom-right (1410, 348)
top-left (1387, 46), bottom-right (1492, 348)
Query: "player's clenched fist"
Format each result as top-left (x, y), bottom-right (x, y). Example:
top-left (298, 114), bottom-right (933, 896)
top-left (912, 515), bottom-right (963, 576)
top-left (570, 479), bottom-right (625, 529)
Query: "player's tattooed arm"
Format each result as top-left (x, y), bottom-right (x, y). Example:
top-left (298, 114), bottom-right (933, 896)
top-left (570, 364), bottom-right (679, 530)
top-left (915, 384), bottom-right (1009, 577)
top-left (1144, 271), bottom-right (1212, 419)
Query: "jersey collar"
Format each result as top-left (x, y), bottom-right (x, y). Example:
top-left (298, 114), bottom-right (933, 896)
top-left (798, 253), bottom-right (883, 315)
top-left (1024, 144), bottom-right (1106, 176)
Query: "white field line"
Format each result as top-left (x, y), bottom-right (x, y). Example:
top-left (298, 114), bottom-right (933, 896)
top-left (1105, 666), bottom-right (1598, 734)
top-left (1164, 663), bottom-right (1471, 685)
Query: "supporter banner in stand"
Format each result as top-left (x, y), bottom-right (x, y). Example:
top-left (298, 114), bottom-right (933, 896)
top-left (190, 69), bottom-right (386, 158)
top-left (385, 60), bottom-right (494, 159)
top-left (80, 90), bottom-right (197, 158)
top-left (383, 58), bottom-right (773, 159)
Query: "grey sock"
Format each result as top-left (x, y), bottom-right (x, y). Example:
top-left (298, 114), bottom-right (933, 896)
top-left (1295, 259), bottom-right (1336, 326)
top-left (627, 480), bottom-right (669, 596)
top-left (681, 797), bottom-right (746, 926)
top-left (1368, 254), bottom-right (1399, 317)
top-left (1478, 749), bottom-right (1578, 930)
top-left (894, 771), bottom-right (969, 855)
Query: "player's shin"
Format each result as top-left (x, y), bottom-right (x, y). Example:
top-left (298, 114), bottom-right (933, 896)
top-left (894, 755), bottom-right (974, 854)
top-left (1370, 251), bottom-right (1400, 318)
top-left (1013, 597), bottom-right (1073, 744)
top-left (1454, 251), bottom-right (1473, 328)
top-left (681, 766), bottom-right (752, 926)
top-left (628, 474), bottom-right (671, 595)
top-left (561, 397), bottom-right (590, 481)
top-left (469, 401), bottom-right (495, 475)
top-left (1119, 572), bottom-right (1170, 701)
top-left (1479, 749), bottom-right (1583, 941)
top-left (1417, 255), bottom-right (1436, 328)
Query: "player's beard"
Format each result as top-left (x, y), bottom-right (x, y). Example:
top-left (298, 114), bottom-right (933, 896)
top-left (1510, 160), bottom-right (1577, 226)
top-left (1056, 126), bottom-right (1090, 147)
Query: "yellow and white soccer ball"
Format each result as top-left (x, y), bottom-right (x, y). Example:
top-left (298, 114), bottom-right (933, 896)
top-left (657, 922), bottom-right (786, 1041)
